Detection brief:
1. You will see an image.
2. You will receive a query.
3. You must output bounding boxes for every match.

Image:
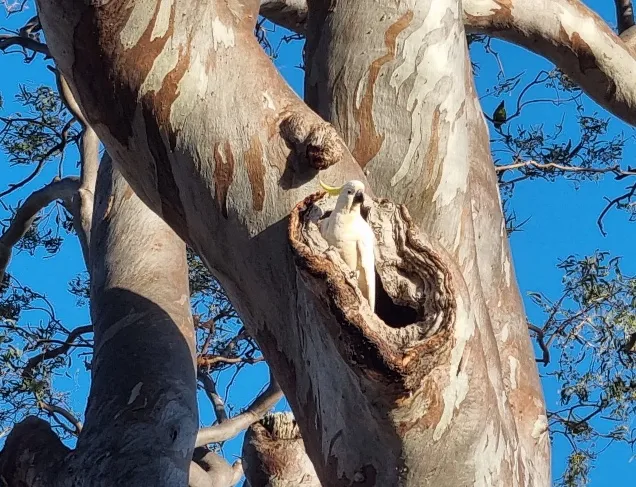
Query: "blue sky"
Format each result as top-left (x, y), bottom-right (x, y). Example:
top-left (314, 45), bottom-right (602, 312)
top-left (1, 1), bottom-right (635, 485)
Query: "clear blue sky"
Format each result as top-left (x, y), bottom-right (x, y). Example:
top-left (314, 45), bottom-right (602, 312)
top-left (1, 1), bottom-right (634, 485)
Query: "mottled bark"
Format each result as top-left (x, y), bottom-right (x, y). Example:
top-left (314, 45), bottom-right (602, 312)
top-left (303, 0), bottom-right (548, 484)
top-left (30, 0), bottom-right (554, 485)
top-left (258, 0), bottom-right (636, 127)
top-left (0, 155), bottom-right (198, 485)
top-left (242, 412), bottom-right (320, 487)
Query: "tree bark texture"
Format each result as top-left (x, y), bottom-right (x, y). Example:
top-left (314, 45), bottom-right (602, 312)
top-left (0, 155), bottom-right (197, 485)
top-left (242, 412), bottom-right (320, 487)
top-left (33, 0), bottom-right (555, 485)
top-left (304, 0), bottom-right (548, 484)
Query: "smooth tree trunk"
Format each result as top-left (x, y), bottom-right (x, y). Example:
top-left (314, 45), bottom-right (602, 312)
top-left (0, 155), bottom-right (197, 485)
top-left (29, 0), bottom-right (559, 485)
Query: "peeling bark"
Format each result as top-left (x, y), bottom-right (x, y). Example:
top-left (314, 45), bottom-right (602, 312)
top-left (29, 0), bottom-right (559, 484)
top-left (303, 0), bottom-right (549, 484)
top-left (242, 412), bottom-right (320, 486)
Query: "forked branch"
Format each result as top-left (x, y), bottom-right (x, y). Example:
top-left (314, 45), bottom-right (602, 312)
top-left (55, 71), bottom-right (99, 267)
top-left (196, 371), bottom-right (283, 447)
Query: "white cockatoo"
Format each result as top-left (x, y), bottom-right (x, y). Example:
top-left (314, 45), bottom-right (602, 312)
top-left (318, 180), bottom-right (376, 311)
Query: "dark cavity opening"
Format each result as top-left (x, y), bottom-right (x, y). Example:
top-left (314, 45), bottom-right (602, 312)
top-left (374, 274), bottom-right (419, 328)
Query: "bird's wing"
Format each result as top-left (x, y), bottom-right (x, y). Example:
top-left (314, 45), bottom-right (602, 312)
top-left (356, 224), bottom-right (376, 312)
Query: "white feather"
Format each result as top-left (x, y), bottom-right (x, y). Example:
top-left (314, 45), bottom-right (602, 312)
top-left (319, 180), bottom-right (376, 311)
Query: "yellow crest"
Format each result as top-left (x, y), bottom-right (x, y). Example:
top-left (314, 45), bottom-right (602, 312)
top-left (319, 180), bottom-right (343, 196)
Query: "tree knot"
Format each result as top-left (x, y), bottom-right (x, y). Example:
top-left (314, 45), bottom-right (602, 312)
top-left (280, 112), bottom-right (344, 170)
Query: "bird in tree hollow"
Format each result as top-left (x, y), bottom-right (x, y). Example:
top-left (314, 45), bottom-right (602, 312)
top-left (492, 100), bottom-right (507, 130)
top-left (318, 180), bottom-right (376, 312)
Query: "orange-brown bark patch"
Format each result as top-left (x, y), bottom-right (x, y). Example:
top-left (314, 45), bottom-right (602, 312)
top-left (244, 134), bottom-right (266, 212)
top-left (352, 11), bottom-right (413, 168)
top-left (213, 142), bottom-right (236, 219)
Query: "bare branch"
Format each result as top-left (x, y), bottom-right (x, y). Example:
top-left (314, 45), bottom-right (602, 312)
top-left (197, 354), bottom-right (264, 368)
top-left (198, 370), bottom-right (228, 423)
top-left (597, 183), bottom-right (636, 236)
top-left (495, 159), bottom-right (636, 179)
top-left (0, 176), bottom-right (80, 282)
top-left (616, 0), bottom-right (635, 34)
top-left (55, 72), bottom-right (99, 266)
top-left (0, 118), bottom-right (75, 199)
top-left (464, 0), bottom-right (636, 126)
top-left (22, 324), bottom-right (93, 379)
top-left (38, 401), bottom-right (83, 435)
top-left (0, 34), bottom-right (50, 58)
top-left (196, 371), bottom-right (283, 447)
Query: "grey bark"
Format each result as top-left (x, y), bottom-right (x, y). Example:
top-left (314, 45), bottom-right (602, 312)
top-left (0, 154), bottom-right (198, 485)
top-left (30, 0), bottom-right (552, 484)
top-left (242, 412), bottom-right (320, 487)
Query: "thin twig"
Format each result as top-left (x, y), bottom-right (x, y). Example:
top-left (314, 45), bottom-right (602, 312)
top-left (0, 118), bottom-right (75, 199)
top-left (495, 160), bottom-right (636, 179)
top-left (22, 325), bottom-right (93, 379)
top-left (597, 183), bottom-right (636, 236)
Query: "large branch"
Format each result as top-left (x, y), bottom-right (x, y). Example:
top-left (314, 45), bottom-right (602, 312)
top-left (191, 448), bottom-right (243, 487)
top-left (61, 154), bottom-right (198, 484)
top-left (0, 176), bottom-right (79, 282)
top-left (56, 72), bottom-right (99, 267)
top-left (196, 371), bottom-right (282, 447)
top-left (463, 0), bottom-right (636, 126)
top-left (259, 0), bottom-right (636, 127)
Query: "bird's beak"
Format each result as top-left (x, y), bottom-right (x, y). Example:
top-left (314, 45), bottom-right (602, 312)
top-left (353, 191), bottom-right (364, 204)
